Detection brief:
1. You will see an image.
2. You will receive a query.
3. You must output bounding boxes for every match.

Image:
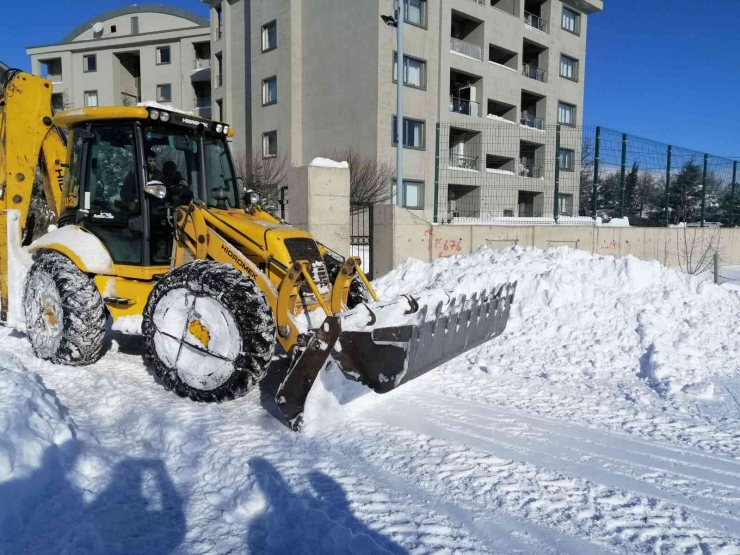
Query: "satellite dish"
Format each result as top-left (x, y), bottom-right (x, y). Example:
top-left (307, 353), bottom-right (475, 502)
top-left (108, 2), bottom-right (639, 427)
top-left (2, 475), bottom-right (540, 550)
top-left (92, 22), bottom-right (104, 34)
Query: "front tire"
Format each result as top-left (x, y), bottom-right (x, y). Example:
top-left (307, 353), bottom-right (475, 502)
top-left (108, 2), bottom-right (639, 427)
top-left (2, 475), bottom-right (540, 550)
top-left (23, 251), bottom-right (107, 365)
top-left (142, 260), bottom-right (276, 402)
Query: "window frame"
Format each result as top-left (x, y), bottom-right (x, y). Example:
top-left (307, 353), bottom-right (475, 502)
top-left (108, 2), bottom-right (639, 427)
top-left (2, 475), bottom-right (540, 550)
top-left (562, 7), bottom-right (581, 35)
top-left (557, 101), bottom-right (576, 127)
top-left (391, 116), bottom-right (426, 150)
top-left (392, 52), bottom-right (427, 90)
top-left (83, 54), bottom-right (97, 73)
top-left (402, 180), bottom-right (424, 210)
top-left (262, 76), bottom-right (278, 106)
top-left (156, 46), bottom-right (172, 66)
top-left (559, 148), bottom-right (575, 171)
top-left (156, 83), bottom-right (172, 103)
top-left (110, 25), bottom-right (117, 33)
top-left (131, 16), bottom-right (139, 35)
top-left (263, 130), bottom-right (278, 158)
top-left (83, 90), bottom-right (98, 107)
top-left (404, 0), bottom-right (428, 29)
top-left (559, 54), bottom-right (579, 82)
top-left (262, 20), bottom-right (277, 52)
top-left (558, 193), bottom-right (574, 216)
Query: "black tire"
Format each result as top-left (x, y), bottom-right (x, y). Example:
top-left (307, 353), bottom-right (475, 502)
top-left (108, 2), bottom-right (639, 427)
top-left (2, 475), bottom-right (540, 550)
top-left (23, 250), bottom-right (107, 365)
top-left (322, 254), bottom-right (371, 309)
top-left (142, 260), bottom-right (276, 402)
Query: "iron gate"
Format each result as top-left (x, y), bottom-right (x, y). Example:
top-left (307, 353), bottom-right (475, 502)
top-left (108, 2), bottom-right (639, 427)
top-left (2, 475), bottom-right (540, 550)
top-left (350, 203), bottom-right (373, 280)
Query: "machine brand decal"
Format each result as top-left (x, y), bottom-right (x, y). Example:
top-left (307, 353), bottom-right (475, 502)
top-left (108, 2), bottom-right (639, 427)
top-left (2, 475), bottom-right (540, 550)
top-left (181, 118), bottom-right (203, 126)
top-left (220, 244), bottom-right (257, 280)
top-left (54, 168), bottom-right (64, 191)
top-left (92, 212), bottom-right (114, 220)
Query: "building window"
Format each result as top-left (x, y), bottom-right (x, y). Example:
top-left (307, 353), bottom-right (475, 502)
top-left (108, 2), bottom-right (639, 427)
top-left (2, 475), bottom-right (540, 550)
top-left (393, 54), bottom-right (426, 89)
top-left (404, 0), bottom-right (427, 28)
top-left (262, 21), bottom-right (277, 51)
top-left (215, 53), bottom-right (223, 88)
top-left (157, 46), bottom-right (171, 65)
top-left (111, 25), bottom-right (117, 33)
top-left (215, 5), bottom-right (223, 40)
top-left (215, 99), bottom-right (223, 120)
top-left (559, 148), bottom-right (574, 171)
top-left (558, 193), bottom-right (574, 216)
top-left (562, 7), bottom-right (580, 35)
top-left (157, 84), bottom-right (172, 103)
top-left (131, 16), bottom-right (139, 35)
top-left (262, 76), bottom-right (277, 105)
top-left (558, 102), bottom-right (576, 126)
top-left (560, 55), bottom-right (578, 81)
top-left (392, 116), bottom-right (425, 149)
top-left (84, 90), bottom-right (98, 107)
top-left (403, 180), bottom-right (424, 209)
top-left (263, 131), bottom-right (278, 158)
top-left (83, 54), bottom-right (96, 73)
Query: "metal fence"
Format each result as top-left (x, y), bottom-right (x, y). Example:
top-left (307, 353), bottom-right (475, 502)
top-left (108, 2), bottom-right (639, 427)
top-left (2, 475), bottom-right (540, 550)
top-left (434, 123), bottom-right (740, 227)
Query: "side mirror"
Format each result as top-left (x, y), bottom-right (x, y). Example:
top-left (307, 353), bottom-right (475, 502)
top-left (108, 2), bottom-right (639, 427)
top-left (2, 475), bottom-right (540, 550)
top-left (144, 181), bottom-right (167, 200)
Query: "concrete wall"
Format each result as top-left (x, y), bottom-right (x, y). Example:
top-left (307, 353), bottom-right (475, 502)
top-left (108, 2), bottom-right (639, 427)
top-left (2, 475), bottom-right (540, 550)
top-left (289, 165), bottom-right (351, 255)
top-left (372, 207), bottom-right (740, 277)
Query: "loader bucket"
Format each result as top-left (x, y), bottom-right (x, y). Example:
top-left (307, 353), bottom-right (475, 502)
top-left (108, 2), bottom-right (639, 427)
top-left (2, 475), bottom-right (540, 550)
top-left (275, 282), bottom-right (516, 430)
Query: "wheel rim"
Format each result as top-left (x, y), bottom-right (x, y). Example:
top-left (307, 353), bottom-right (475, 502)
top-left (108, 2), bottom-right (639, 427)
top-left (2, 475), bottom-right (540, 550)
top-left (151, 288), bottom-right (241, 391)
top-left (27, 272), bottom-right (64, 358)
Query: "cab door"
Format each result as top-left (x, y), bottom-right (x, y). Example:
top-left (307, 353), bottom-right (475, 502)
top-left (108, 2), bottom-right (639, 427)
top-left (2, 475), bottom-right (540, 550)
top-left (80, 123), bottom-right (145, 266)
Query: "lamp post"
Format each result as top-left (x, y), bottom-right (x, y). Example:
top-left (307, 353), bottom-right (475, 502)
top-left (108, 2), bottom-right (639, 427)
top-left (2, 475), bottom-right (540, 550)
top-left (382, 1), bottom-right (404, 206)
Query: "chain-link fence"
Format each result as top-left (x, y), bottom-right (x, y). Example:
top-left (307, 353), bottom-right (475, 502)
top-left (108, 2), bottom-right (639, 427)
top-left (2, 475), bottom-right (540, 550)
top-left (434, 123), bottom-right (739, 227)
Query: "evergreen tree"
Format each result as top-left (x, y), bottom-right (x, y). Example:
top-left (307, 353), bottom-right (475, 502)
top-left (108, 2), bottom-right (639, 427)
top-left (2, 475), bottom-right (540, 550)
top-left (597, 173), bottom-right (621, 219)
top-left (668, 160), bottom-right (702, 224)
top-left (624, 162), bottom-right (640, 218)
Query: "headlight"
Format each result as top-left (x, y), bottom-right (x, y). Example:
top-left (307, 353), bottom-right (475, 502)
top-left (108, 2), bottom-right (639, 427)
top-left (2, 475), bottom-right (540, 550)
top-left (149, 109), bottom-right (160, 120)
top-left (249, 191), bottom-right (260, 206)
top-left (215, 123), bottom-right (223, 133)
top-left (160, 111), bottom-right (170, 122)
top-left (223, 125), bottom-right (229, 134)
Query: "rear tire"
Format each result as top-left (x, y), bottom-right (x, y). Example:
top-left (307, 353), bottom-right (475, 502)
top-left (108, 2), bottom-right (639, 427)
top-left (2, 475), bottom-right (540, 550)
top-left (142, 260), bottom-right (276, 402)
top-left (23, 251), bottom-right (107, 365)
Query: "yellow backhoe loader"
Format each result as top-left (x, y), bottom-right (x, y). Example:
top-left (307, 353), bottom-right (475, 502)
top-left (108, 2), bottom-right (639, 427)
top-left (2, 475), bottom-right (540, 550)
top-left (0, 69), bottom-right (516, 429)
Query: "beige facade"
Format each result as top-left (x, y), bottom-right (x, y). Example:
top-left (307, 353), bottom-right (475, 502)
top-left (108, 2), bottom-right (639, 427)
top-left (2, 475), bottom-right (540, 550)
top-left (206, 0), bottom-right (602, 221)
top-left (26, 5), bottom-right (212, 118)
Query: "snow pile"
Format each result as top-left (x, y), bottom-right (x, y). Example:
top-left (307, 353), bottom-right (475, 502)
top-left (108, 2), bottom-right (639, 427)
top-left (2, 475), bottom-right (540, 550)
top-left (137, 100), bottom-right (194, 116)
top-left (0, 353), bottom-right (74, 484)
top-left (374, 246), bottom-right (737, 398)
top-left (600, 216), bottom-right (630, 227)
top-left (309, 157), bottom-right (349, 169)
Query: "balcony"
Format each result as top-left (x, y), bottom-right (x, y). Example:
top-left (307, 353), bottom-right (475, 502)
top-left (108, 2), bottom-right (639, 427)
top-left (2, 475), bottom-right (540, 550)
top-left (520, 112), bottom-right (545, 130)
top-left (195, 97), bottom-right (211, 119)
top-left (466, 0), bottom-right (485, 4)
top-left (450, 96), bottom-right (480, 118)
top-left (522, 63), bottom-right (546, 82)
top-left (216, 74), bottom-right (223, 87)
top-left (46, 73), bottom-right (63, 83)
top-left (193, 58), bottom-right (211, 70)
top-left (524, 12), bottom-right (548, 32)
top-left (451, 37), bottom-right (482, 61)
top-left (518, 162), bottom-right (542, 178)
top-left (450, 153), bottom-right (480, 170)
top-left (214, 26), bottom-right (223, 40)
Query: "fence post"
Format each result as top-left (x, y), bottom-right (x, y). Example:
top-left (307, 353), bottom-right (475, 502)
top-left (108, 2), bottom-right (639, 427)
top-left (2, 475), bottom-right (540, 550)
top-left (665, 145), bottom-right (672, 226)
top-left (732, 161), bottom-right (737, 227)
top-left (701, 153), bottom-right (708, 227)
top-left (368, 202), bottom-right (374, 280)
top-left (554, 124), bottom-right (561, 223)
top-left (619, 133), bottom-right (627, 218)
top-left (433, 123), bottom-right (440, 223)
top-left (593, 126), bottom-right (601, 219)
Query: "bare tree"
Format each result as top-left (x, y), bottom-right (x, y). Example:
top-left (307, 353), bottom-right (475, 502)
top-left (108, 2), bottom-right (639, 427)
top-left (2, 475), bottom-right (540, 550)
top-left (325, 148), bottom-right (395, 211)
top-left (232, 149), bottom-right (293, 216)
top-left (675, 226), bottom-right (721, 276)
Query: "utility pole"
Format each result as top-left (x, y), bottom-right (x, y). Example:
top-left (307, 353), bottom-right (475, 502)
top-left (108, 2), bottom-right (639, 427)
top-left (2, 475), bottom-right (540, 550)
top-left (383, 2), bottom-right (404, 206)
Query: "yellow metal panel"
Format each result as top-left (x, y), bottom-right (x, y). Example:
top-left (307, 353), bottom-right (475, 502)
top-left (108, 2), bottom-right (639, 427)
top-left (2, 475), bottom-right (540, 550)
top-left (94, 275), bottom-right (152, 321)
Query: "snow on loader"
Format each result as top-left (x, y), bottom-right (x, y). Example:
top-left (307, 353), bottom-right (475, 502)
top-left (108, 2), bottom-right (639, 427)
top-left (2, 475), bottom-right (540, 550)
top-left (0, 70), bottom-right (516, 429)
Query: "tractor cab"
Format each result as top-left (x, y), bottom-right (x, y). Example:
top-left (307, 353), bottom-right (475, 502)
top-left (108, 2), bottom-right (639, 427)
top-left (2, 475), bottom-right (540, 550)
top-left (55, 106), bottom-right (240, 272)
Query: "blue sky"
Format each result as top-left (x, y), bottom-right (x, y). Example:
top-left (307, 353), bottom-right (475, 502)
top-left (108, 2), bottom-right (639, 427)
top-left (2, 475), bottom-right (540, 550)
top-left (1, 1), bottom-right (738, 157)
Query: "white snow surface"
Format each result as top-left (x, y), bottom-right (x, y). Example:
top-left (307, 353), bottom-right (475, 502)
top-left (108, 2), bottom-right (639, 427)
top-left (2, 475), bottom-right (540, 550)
top-left (3, 246), bottom-right (740, 554)
top-left (30, 226), bottom-right (114, 274)
top-left (137, 101), bottom-right (195, 116)
top-left (309, 157), bottom-right (349, 169)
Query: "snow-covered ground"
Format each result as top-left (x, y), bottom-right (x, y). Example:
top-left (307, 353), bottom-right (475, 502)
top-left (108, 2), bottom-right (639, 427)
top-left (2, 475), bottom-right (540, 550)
top-left (2, 247), bottom-right (740, 554)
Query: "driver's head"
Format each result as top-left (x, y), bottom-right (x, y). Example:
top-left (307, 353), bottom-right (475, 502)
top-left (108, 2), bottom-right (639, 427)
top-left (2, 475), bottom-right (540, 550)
top-left (162, 161), bottom-right (177, 178)
top-left (146, 150), bottom-right (157, 169)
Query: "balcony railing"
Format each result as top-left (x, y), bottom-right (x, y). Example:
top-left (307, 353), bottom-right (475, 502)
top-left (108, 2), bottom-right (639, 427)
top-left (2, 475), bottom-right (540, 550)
top-left (450, 37), bottom-right (483, 61)
top-left (450, 96), bottom-right (481, 117)
top-left (449, 153), bottom-right (480, 170)
top-left (522, 63), bottom-right (547, 82)
top-left (216, 74), bottom-right (223, 87)
top-left (518, 162), bottom-right (542, 178)
top-left (520, 112), bottom-right (545, 130)
top-left (196, 97), bottom-right (211, 108)
top-left (214, 26), bottom-right (223, 40)
top-left (193, 58), bottom-right (211, 70)
top-left (466, 0), bottom-right (485, 4)
top-left (46, 73), bottom-right (63, 83)
top-left (524, 12), bottom-right (548, 32)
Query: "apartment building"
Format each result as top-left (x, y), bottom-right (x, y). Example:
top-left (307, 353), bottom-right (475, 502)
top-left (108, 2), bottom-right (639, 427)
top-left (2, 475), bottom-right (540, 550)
top-left (26, 5), bottom-right (212, 118)
top-left (206, 0), bottom-right (602, 222)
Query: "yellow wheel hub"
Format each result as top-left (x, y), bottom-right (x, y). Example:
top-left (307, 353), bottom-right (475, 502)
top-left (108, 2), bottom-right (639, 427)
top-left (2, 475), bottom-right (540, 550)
top-left (42, 298), bottom-right (58, 327)
top-left (188, 318), bottom-right (211, 349)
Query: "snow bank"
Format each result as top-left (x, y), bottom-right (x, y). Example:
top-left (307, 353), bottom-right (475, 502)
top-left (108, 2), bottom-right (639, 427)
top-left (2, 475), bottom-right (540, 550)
top-left (0, 354), bottom-right (74, 484)
top-left (309, 157), bottom-right (349, 169)
top-left (137, 100), bottom-right (194, 116)
top-left (601, 216), bottom-right (630, 227)
top-left (374, 246), bottom-right (735, 398)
